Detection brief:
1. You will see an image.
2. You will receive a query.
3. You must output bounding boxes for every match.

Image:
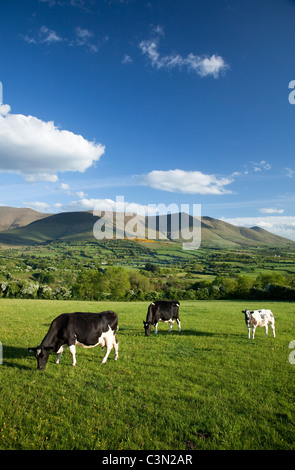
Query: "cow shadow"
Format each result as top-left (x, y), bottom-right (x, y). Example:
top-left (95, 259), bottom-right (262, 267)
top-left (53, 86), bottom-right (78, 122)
top-left (164, 330), bottom-right (243, 338)
top-left (150, 329), bottom-right (217, 337)
top-left (2, 345), bottom-right (33, 370)
top-left (178, 330), bottom-right (215, 337)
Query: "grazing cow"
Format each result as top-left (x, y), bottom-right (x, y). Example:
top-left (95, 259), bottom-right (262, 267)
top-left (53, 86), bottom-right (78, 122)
top-left (28, 310), bottom-right (119, 369)
top-left (143, 300), bottom-right (181, 336)
top-left (242, 309), bottom-right (276, 339)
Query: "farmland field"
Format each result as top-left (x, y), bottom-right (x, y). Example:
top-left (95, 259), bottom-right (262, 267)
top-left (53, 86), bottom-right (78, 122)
top-left (0, 299), bottom-right (294, 450)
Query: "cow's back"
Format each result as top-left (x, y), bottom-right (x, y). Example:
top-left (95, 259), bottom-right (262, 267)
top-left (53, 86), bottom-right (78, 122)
top-left (47, 311), bottom-right (118, 348)
top-left (70, 311), bottom-right (118, 329)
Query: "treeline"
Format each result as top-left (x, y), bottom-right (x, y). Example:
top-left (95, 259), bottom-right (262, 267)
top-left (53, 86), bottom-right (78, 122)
top-left (191, 272), bottom-right (295, 301)
top-left (0, 266), bottom-right (295, 301)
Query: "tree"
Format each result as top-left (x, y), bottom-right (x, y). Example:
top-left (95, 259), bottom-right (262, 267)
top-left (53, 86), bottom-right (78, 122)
top-left (129, 271), bottom-right (151, 294)
top-left (103, 267), bottom-right (131, 299)
top-left (72, 269), bottom-right (104, 300)
top-left (233, 275), bottom-right (254, 298)
top-left (144, 263), bottom-right (159, 274)
top-left (255, 272), bottom-right (287, 289)
top-left (211, 276), bottom-right (237, 299)
top-left (20, 281), bottom-right (39, 299)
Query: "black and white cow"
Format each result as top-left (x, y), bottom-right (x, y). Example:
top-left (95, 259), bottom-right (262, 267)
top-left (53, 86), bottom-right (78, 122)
top-left (143, 300), bottom-right (181, 336)
top-left (28, 310), bottom-right (119, 369)
top-left (242, 309), bottom-right (276, 339)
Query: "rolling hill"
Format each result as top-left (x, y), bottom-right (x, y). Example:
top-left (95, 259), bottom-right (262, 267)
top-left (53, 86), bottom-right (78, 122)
top-left (0, 206), bottom-right (49, 232)
top-left (0, 207), bottom-right (294, 248)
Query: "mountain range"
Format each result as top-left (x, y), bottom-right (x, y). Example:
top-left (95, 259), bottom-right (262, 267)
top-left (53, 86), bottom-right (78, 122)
top-left (0, 206), bottom-right (294, 249)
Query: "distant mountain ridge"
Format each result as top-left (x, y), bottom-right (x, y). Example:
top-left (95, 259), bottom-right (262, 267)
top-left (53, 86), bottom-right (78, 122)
top-left (0, 206), bottom-right (294, 248)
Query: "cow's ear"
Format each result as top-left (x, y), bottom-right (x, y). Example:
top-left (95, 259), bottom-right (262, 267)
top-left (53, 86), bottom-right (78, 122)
top-left (241, 310), bottom-right (245, 313)
top-left (28, 347), bottom-right (37, 353)
top-left (250, 311), bottom-right (254, 314)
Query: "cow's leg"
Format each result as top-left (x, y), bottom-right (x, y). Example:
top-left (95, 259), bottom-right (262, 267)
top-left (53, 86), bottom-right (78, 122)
top-left (176, 318), bottom-right (181, 332)
top-left (56, 344), bottom-right (66, 364)
top-left (101, 328), bottom-right (114, 364)
top-left (271, 323), bottom-right (276, 338)
top-left (113, 334), bottom-right (119, 361)
top-left (265, 324), bottom-right (268, 337)
top-left (247, 327), bottom-right (251, 339)
top-left (154, 323), bottom-right (158, 334)
top-left (101, 343), bottom-right (113, 364)
top-left (168, 320), bottom-right (174, 333)
top-left (252, 326), bottom-right (256, 339)
top-left (69, 344), bottom-right (77, 366)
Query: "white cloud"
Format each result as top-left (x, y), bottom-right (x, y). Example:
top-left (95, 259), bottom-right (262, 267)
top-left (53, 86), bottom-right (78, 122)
top-left (0, 103), bottom-right (105, 182)
top-left (75, 191), bottom-right (86, 198)
top-left (0, 104), bottom-right (10, 116)
top-left (38, 0), bottom-right (89, 8)
top-left (286, 167), bottom-right (295, 178)
top-left (23, 25), bottom-right (64, 44)
top-left (75, 26), bottom-right (93, 42)
top-left (259, 208), bottom-right (285, 214)
top-left (185, 53), bottom-right (229, 78)
top-left (139, 28), bottom-right (229, 78)
top-left (60, 183), bottom-right (70, 191)
top-left (140, 169), bottom-right (233, 195)
top-left (251, 160), bottom-right (272, 172)
top-left (23, 24), bottom-right (99, 52)
top-left (25, 173), bottom-right (59, 183)
top-left (70, 27), bottom-right (99, 52)
top-left (122, 54), bottom-right (132, 64)
top-left (23, 201), bottom-right (51, 212)
top-left (58, 183), bottom-right (87, 198)
top-left (221, 216), bottom-right (295, 241)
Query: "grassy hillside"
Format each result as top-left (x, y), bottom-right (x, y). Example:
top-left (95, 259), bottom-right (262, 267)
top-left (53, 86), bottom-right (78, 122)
top-left (0, 211), bottom-right (97, 245)
top-left (200, 217), bottom-right (295, 248)
top-left (0, 299), bottom-right (294, 450)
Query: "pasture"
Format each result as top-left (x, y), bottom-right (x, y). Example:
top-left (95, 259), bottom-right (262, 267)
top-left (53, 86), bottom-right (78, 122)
top-left (0, 299), bottom-right (294, 450)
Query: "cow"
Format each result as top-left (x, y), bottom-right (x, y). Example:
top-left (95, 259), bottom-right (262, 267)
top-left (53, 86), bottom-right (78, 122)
top-left (28, 310), bottom-right (119, 369)
top-left (143, 300), bottom-right (181, 336)
top-left (242, 309), bottom-right (276, 339)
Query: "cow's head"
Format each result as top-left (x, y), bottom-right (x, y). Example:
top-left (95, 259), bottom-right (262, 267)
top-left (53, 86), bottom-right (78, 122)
top-left (28, 346), bottom-right (51, 370)
top-left (143, 320), bottom-right (152, 336)
top-left (242, 310), bottom-right (254, 326)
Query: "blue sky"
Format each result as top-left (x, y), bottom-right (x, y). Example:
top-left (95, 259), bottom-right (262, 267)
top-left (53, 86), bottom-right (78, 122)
top-left (1, 0), bottom-right (295, 239)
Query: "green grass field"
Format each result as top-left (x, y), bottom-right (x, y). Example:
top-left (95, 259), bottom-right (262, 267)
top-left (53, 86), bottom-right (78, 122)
top-left (0, 299), bottom-right (294, 450)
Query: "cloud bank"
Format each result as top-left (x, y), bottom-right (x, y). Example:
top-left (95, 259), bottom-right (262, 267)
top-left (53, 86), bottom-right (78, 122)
top-left (140, 169), bottom-right (233, 195)
top-left (0, 103), bottom-right (105, 182)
